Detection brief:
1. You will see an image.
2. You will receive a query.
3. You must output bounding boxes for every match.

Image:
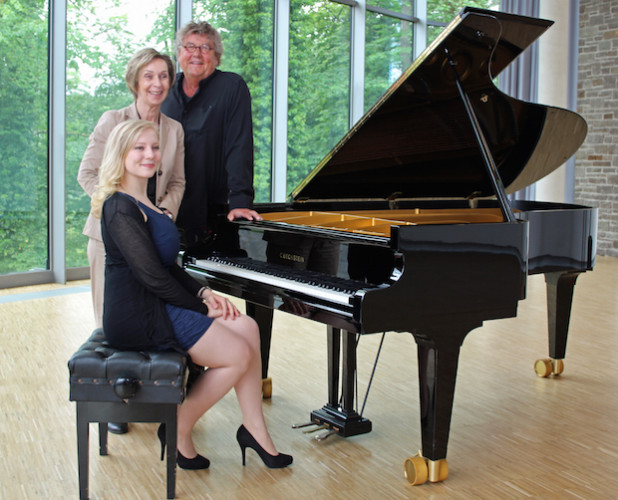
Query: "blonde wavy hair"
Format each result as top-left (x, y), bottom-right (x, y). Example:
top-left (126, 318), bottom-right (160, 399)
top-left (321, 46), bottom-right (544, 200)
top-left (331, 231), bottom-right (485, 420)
top-left (91, 120), bottom-right (159, 218)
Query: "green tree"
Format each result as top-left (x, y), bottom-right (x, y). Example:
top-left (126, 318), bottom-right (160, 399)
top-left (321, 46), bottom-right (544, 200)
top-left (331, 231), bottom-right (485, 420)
top-left (65, 0), bottom-right (175, 268)
top-left (286, 1), bottom-right (350, 194)
top-left (0, 0), bottom-right (49, 273)
top-left (193, 0), bottom-right (274, 202)
top-left (427, 0), bottom-right (500, 43)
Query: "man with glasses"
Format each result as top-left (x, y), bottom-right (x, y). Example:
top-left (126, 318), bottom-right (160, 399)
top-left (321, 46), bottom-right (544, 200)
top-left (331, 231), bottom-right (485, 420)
top-left (162, 21), bottom-right (261, 254)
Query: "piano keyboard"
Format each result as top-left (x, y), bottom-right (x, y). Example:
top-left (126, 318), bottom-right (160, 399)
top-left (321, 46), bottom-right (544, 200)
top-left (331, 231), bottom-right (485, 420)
top-left (193, 256), bottom-right (367, 306)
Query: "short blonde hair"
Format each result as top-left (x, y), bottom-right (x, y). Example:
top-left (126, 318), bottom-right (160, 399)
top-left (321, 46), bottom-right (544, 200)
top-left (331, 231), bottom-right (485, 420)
top-left (125, 48), bottom-right (175, 98)
top-left (91, 120), bottom-right (159, 218)
top-left (175, 21), bottom-right (223, 65)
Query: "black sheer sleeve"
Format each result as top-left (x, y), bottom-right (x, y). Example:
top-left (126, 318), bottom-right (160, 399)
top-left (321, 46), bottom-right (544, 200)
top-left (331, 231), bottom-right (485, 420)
top-left (102, 197), bottom-right (208, 315)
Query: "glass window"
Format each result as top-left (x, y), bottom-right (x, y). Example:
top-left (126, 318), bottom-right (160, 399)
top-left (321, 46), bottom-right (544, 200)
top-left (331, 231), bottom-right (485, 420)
top-left (287, 1), bottom-right (351, 195)
top-left (365, 9), bottom-right (413, 111)
top-left (193, 1), bottom-right (274, 203)
top-left (0, 1), bottom-right (49, 275)
top-left (65, 0), bottom-right (175, 268)
top-left (427, 0), bottom-right (500, 44)
top-left (368, 0), bottom-right (413, 13)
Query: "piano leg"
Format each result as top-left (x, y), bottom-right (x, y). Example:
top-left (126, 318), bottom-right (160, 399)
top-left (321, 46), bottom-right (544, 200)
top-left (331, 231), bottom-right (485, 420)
top-left (341, 329), bottom-right (356, 412)
top-left (327, 327), bottom-right (341, 407)
top-left (246, 302), bottom-right (274, 397)
top-left (534, 270), bottom-right (582, 377)
top-left (309, 327), bottom-right (372, 438)
top-left (408, 324), bottom-right (478, 484)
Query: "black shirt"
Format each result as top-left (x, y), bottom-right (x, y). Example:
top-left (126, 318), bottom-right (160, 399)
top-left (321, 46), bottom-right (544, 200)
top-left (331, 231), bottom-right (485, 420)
top-left (162, 70), bottom-right (255, 232)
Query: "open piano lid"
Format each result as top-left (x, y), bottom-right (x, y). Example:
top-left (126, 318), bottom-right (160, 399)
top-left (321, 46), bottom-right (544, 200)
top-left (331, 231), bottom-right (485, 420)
top-left (290, 7), bottom-right (587, 204)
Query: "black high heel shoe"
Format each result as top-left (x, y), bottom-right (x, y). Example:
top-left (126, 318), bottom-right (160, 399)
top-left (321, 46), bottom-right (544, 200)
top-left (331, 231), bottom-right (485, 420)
top-left (236, 425), bottom-right (292, 469)
top-left (157, 423), bottom-right (210, 470)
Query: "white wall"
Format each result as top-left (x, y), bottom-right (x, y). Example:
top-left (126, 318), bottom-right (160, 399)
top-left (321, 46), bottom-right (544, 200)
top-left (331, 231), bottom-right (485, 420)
top-left (536, 0), bottom-right (572, 202)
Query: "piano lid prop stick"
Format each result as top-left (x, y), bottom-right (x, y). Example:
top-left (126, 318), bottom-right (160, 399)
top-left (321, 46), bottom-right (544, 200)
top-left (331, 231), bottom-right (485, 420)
top-left (444, 45), bottom-right (516, 223)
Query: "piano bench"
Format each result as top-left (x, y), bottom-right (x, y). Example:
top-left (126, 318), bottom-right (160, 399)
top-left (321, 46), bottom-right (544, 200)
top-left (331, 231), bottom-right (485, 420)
top-left (68, 328), bottom-right (187, 500)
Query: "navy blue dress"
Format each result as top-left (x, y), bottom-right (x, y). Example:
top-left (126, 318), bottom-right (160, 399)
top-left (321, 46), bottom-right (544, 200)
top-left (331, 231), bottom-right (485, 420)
top-left (138, 198), bottom-right (214, 351)
top-left (102, 193), bottom-right (209, 351)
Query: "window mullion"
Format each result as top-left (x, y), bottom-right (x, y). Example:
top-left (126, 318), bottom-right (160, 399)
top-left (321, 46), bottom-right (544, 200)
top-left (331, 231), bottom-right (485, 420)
top-left (50, 0), bottom-right (67, 284)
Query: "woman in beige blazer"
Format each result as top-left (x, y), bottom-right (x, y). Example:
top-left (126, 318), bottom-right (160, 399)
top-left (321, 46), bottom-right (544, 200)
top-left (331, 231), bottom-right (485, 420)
top-left (78, 48), bottom-right (185, 333)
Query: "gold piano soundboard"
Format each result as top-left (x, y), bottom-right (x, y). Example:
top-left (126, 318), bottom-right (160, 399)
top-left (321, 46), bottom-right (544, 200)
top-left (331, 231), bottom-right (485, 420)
top-left (259, 208), bottom-right (508, 237)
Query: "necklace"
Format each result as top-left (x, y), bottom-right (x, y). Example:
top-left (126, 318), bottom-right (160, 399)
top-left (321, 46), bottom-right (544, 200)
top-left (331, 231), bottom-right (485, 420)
top-left (134, 102), bottom-right (161, 125)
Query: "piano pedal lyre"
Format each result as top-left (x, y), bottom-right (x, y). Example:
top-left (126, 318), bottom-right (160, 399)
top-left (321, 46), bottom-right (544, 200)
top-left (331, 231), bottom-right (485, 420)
top-left (291, 421), bottom-right (338, 440)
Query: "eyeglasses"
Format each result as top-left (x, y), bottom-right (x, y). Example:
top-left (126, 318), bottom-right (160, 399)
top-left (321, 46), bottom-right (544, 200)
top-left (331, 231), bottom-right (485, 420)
top-left (182, 43), bottom-right (214, 54)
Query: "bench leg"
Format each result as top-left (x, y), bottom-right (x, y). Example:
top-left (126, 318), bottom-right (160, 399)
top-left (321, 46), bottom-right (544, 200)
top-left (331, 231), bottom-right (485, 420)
top-left (74, 401), bottom-right (179, 498)
top-left (76, 403), bottom-right (89, 500)
top-left (99, 422), bottom-right (108, 456)
top-left (165, 406), bottom-right (178, 499)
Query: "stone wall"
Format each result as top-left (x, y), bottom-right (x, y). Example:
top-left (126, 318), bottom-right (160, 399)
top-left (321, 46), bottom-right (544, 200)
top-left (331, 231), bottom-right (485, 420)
top-left (576, 0), bottom-right (618, 257)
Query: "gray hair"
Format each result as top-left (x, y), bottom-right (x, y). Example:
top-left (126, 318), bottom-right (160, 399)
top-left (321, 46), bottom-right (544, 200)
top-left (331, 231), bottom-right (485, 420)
top-left (175, 21), bottom-right (223, 64)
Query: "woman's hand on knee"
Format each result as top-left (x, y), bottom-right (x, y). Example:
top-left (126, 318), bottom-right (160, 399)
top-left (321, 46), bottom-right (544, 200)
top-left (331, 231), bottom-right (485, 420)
top-left (204, 292), bottom-right (241, 320)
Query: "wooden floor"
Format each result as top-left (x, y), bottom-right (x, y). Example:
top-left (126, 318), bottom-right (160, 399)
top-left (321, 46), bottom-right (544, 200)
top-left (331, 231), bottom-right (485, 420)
top-left (1, 256), bottom-right (617, 499)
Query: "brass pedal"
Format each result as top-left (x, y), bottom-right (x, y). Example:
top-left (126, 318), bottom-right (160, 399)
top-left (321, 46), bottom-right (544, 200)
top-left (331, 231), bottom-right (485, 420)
top-left (292, 422), bottom-right (327, 434)
top-left (291, 421), bottom-right (316, 429)
top-left (315, 429), bottom-right (338, 441)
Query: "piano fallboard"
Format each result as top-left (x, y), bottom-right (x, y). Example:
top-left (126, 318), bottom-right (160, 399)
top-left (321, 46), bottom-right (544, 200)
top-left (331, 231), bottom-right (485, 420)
top-left (184, 204), bottom-right (528, 335)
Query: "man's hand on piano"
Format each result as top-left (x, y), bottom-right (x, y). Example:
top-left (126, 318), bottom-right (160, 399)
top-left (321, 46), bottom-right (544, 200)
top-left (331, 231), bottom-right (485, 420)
top-left (227, 208), bottom-right (263, 222)
top-left (203, 290), bottom-right (241, 320)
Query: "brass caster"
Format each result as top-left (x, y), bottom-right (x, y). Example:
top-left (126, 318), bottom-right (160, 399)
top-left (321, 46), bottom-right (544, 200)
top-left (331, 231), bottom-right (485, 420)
top-left (534, 358), bottom-right (564, 377)
top-left (262, 377), bottom-right (272, 399)
top-left (428, 458), bottom-right (449, 483)
top-left (404, 453), bottom-right (448, 485)
top-left (535, 358), bottom-right (552, 377)
top-left (404, 453), bottom-right (428, 485)
top-left (552, 359), bottom-right (564, 375)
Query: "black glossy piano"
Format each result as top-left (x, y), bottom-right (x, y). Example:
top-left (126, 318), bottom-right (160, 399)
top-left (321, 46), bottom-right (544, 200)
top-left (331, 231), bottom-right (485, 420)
top-left (181, 7), bottom-right (597, 485)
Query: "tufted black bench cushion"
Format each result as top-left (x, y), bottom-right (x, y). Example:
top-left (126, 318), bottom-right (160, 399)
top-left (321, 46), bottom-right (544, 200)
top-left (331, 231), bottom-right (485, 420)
top-left (68, 328), bottom-right (188, 500)
top-left (69, 329), bottom-right (186, 404)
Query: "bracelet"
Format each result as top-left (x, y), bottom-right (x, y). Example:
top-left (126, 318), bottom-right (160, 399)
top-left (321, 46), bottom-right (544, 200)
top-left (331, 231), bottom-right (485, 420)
top-left (197, 287), bottom-right (208, 299)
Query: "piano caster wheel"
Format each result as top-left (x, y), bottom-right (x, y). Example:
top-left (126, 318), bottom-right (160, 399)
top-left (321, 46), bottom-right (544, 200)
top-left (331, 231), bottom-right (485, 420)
top-left (404, 453), bottom-right (448, 485)
top-left (534, 358), bottom-right (564, 377)
top-left (404, 454), bottom-right (428, 485)
top-left (262, 377), bottom-right (272, 399)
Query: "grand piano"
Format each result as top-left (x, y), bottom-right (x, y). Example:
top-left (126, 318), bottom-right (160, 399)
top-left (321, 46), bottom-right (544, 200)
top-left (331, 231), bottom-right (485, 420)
top-left (181, 7), bottom-right (597, 485)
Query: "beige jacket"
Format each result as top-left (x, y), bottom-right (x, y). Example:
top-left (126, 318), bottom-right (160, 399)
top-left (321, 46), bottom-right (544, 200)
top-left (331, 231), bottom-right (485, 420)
top-left (77, 104), bottom-right (186, 241)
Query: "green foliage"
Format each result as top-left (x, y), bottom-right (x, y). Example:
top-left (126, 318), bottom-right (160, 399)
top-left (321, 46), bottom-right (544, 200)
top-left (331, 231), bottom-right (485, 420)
top-left (193, 0), bottom-right (274, 202)
top-left (147, 2), bottom-right (176, 53)
top-left (286, 1), bottom-right (350, 195)
top-left (365, 8), bottom-right (413, 112)
top-left (0, 0), bottom-right (49, 273)
top-left (427, 0), bottom-right (500, 43)
top-left (428, 0), bottom-right (499, 23)
top-left (64, 0), bottom-right (176, 268)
